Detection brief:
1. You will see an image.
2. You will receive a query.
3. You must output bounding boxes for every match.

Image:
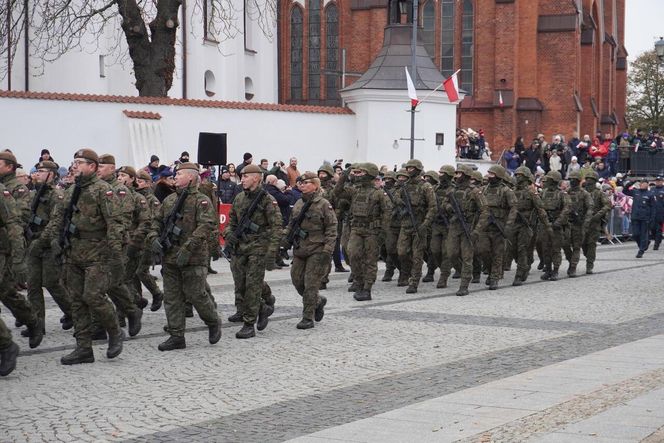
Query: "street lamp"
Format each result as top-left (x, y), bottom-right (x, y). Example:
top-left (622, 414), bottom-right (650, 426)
top-left (655, 37), bottom-right (664, 62)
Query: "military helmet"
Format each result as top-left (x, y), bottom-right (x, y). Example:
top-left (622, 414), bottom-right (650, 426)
top-left (546, 170), bottom-right (563, 183)
top-left (471, 171), bottom-right (484, 182)
top-left (438, 165), bottom-right (456, 177)
top-left (423, 170), bottom-right (440, 183)
top-left (360, 162), bottom-right (380, 178)
top-left (488, 164), bottom-right (506, 179)
top-left (405, 159), bottom-right (424, 171)
top-left (568, 170), bottom-right (582, 180)
top-left (583, 170), bottom-right (599, 181)
top-left (455, 164), bottom-right (473, 177)
top-left (317, 164), bottom-right (335, 177)
top-left (514, 166), bottom-right (531, 177)
top-left (396, 168), bottom-right (409, 178)
top-left (384, 170), bottom-right (397, 180)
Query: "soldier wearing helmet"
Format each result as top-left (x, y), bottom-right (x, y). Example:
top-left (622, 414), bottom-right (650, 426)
top-left (333, 162), bottom-right (387, 301)
top-left (380, 170), bottom-right (402, 282)
top-left (317, 163), bottom-right (345, 281)
top-left (510, 166), bottom-right (552, 286)
top-left (426, 165), bottom-right (456, 288)
top-left (393, 159), bottom-right (436, 293)
top-left (563, 169), bottom-right (593, 278)
top-left (537, 170), bottom-right (571, 281)
top-left (474, 165), bottom-right (517, 290)
top-left (581, 170), bottom-right (612, 273)
top-left (445, 163), bottom-right (487, 296)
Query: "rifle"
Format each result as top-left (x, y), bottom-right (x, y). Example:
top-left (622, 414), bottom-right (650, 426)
top-left (487, 210), bottom-right (512, 246)
top-left (56, 176), bottom-right (82, 264)
top-left (401, 186), bottom-right (420, 237)
top-left (25, 183), bottom-right (48, 241)
top-left (222, 189), bottom-right (266, 259)
top-left (516, 211), bottom-right (534, 236)
top-left (434, 193), bottom-right (449, 226)
top-left (282, 197), bottom-right (315, 249)
top-left (448, 190), bottom-right (472, 241)
top-left (383, 187), bottom-right (401, 218)
top-left (154, 184), bottom-right (190, 264)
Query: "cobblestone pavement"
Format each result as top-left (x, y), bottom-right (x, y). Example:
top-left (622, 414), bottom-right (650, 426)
top-left (1, 244), bottom-right (664, 442)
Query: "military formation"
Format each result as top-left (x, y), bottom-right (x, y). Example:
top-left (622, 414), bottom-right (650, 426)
top-left (0, 149), bottom-right (616, 376)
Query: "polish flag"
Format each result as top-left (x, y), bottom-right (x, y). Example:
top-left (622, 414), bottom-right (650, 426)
top-left (443, 71), bottom-right (460, 103)
top-left (498, 90), bottom-right (504, 108)
top-left (405, 67), bottom-right (419, 108)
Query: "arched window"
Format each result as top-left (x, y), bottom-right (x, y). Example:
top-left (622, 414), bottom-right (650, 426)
top-left (325, 4), bottom-right (340, 104)
top-left (422, 1), bottom-right (435, 61)
top-left (290, 7), bottom-right (303, 101)
top-left (441, 0), bottom-right (455, 78)
top-left (461, 0), bottom-right (474, 93)
top-left (308, 0), bottom-right (322, 101)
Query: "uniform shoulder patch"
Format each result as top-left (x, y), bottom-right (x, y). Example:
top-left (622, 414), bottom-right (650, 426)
top-left (139, 199), bottom-right (147, 206)
top-left (272, 200), bottom-right (278, 206)
top-left (3, 190), bottom-right (10, 197)
top-left (58, 194), bottom-right (64, 200)
top-left (118, 190), bottom-right (126, 197)
top-left (105, 190), bottom-right (113, 198)
top-left (328, 204), bottom-right (333, 209)
top-left (153, 201), bottom-right (160, 206)
top-left (17, 188), bottom-right (26, 194)
top-left (201, 200), bottom-right (209, 207)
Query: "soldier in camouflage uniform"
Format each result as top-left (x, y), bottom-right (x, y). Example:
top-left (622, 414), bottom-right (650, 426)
top-left (380, 171), bottom-right (402, 282)
top-left (40, 149), bottom-right (124, 364)
top-left (563, 170), bottom-right (593, 277)
top-left (334, 163), bottom-right (387, 301)
top-left (148, 162), bottom-right (221, 351)
top-left (133, 170), bottom-right (164, 311)
top-left (284, 172), bottom-right (337, 328)
top-left (476, 165), bottom-right (517, 290)
top-left (537, 170), bottom-right (571, 281)
top-left (394, 159), bottom-right (436, 294)
top-left (317, 164), bottom-right (337, 289)
top-left (510, 167), bottom-right (551, 286)
top-left (581, 171), bottom-right (612, 274)
top-left (428, 166), bottom-right (455, 288)
top-left (469, 170), bottom-right (486, 284)
top-left (95, 155), bottom-right (142, 337)
top-left (445, 165), bottom-right (486, 296)
top-left (421, 171), bottom-right (440, 283)
top-left (25, 160), bottom-right (73, 334)
top-left (224, 164), bottom-right (280, 339)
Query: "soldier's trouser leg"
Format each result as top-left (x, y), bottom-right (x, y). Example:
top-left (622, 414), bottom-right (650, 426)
top-left (409, 230), bottom-right (426, 286)
top-left (431, 226), bottom-right (450, 280)
top-left (582, 229), bottom-right (600, 269)
top-left (124, 254), bottom-right (141, 304)
top-left (568, 227), bottom-right (583, 267)
top-left (322, 258), bottom-right (331, 284)
top-left (0, 255), bottom-right (37, 327)
top-left (515, 228), bottom-right (533, 279)
top-left (478, 230), bottom-right (504, 282)
top-left (397, 228), bottom-right (413, 284)
top-left (66, 262), bottom-right (120, 349)
top-left (429, 226), bottom-right (443, 273)
top-left (384, 227), bottom-right (400, 273)
top-left (341, 222), bottom-right (351, 266)
top-left (537, 232), bottom-right (552, 269)
top-left (0, 317), bottom-right (12, 349)
top-left (551, 228), bottom-right (564, 269)
top-left (137, 252), bottom-right (162, 297)
top-left (230, 254), bottom-right (265, 324)
top-left (447, 229), bottom-right (473, 287)
top-left (349, 232), bottom-right (378, 287)
top-left (291, 252), bottom-right (328, 320)
top-left (28, 253), bottom-right (72, 324)
top-left (107, 259), bottom-right (139, 316)
top-left (261, 282), bottom-right (273, 303)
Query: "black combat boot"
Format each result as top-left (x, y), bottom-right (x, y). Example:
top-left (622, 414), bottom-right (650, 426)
top-left (257, 305), bottom-right (270, 331)
top-left (485, 277), bottom-right (492, 286)
top-left (137, 297), bottom-right (149, 310)
top-left (265, 294), bottom-right (276, 316)
top-left (315, 296), bottom-right (327, 322)
top-left (489, 279), bottom-right (499, 290)
top-left (354, 289), bottom-right (372, 301)
top-left (422, 269), bottom-right (435, 283)
top-left (567, 265), bottom-right (577, 278)
top-left (512, 277), bottom-right (523, 286)
top-left (471, 275), bottom-right (480, 284)
top-left (107, 330), bottom-right (124, 359)
top-left (127, 309), bottom-right (143, 337)
top-left (61, 346), bottom-right (94, 365)
top-left (228, 312), bottom-right (243, 322)
top-left (397, 276), bottom-right (409, 287)
top-left (27, 321), bottom-right (44, 349)
top-left (586, 263), bottom-right (594, 274)
top-left (537, 261), bottom-right (545, 270)
top-left (381, 270), bottom-right (394, 282)
top-left (319, 282), bottom-right (327, 290)
top-left (185, 303), bottom-right (194, 317)
top-left (61, 315), bottom-right (74, 331)
top-left (452, 270), bottom-right (461, 279)
top-left (236, 323), bottom-right (255, 339)
top-left (655, 242), bottom-right (660, 251)
top-left (347, 273), bottom-right (354, 283)
top-left (158, 336), bottom-right (186, 351)
top-left (151, 292), bottom-right (164, 312)
top-left (549, 267), bottom-right (559, 281)
top-left (335, 266), bottom-right (349, 272)
top-left (209, 322), bottom-right (222, 344)
top-left (118, 315), bottom-right (126, 328)
top-left (296, 319), bottom-right (314, 329)
top-left (0, 342), bottom-right (19, 376)
top-left (436, 276), bottom-right (448, 288)
top-left (405, 284), bottom-right (418, 294)
top-left (91, 328), bottom-right (107, 341)
top-left (347, 281), bottom-right (361, 293)
top-left (456, 284), bottom-right (469, 296)
top-left (540, 265), bottom-right (551, 281)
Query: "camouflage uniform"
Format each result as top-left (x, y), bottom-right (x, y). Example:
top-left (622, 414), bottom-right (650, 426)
top-left (286, 179), bottom-right (337, 326)
top-left (149, 174), bottom-right (220, 346)
top-left (476, 165), bottom-right (517, 289)
top-left (563, 170), bottom-right (593, 277)
top-left (134, 185), bottom-right (164, 307)
top-left (380, 171), bottom-right (402, 282)
top-left (581, 172), bottom-right (612, 273)
top-left (318, 164), bottom-right (337, 286)
top-left (428, 166), bottom-right (455, 288)
top-left (537, 171), bottom-right (571, 280)
top-left (510, 167), bottom-right (550, 285)
top-left (394, 160), bottom-right (436, 293)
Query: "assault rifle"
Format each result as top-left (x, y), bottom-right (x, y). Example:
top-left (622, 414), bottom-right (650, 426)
top-left (282, 197), bottom-right (315, 249)
top-left (25, 183), bottom-right (48, 241)
top-left (434, 194), bottom-right (449, 226)
top-left (488, 210), bottom-right (512, 246)
top-left (448, 191), bottom-right (472, 241)
top-left (516, 211), bottom-right (534, 236)
top-left (223, 189), bottom-right (265, 259)
top-left (383, 187), bottom-right (401, 218)
top-left (56, 176), bottom-right (82, 264)
top-left (401, 186), bottom-right (420, 237)
top-left (154, 183), bottom-right (190, 264)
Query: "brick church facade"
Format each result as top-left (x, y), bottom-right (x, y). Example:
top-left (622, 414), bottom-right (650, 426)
top-left (277, 0), bottom-right (627, 154)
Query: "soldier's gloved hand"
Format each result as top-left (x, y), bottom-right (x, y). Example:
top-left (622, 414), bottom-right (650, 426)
top-left (126, 244), bottom-right (140, 258)
top-left (12, 261), bottom-right (28, 284)
top-left (151, 238), bottom-right (163, 255)
top-left (50, 239), bottom-right (63, 257)
top-left (225, 234), bottom-right (238, 249)
top-left (176, 248), bottom-right (191, 267)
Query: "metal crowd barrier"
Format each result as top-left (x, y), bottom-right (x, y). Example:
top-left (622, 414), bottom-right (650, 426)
top-left (600, 207), bottom-right (629, 244)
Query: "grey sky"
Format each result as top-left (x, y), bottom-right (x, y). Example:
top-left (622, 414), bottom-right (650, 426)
top-left (625, 0), bottom-right (664, 60)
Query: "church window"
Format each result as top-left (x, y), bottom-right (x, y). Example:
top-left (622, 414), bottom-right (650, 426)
top-left (308, 0), bottom-right (322, 101)
top-left (461, 0), bottom-right (474, 93)
top-left (290, 6), bottom-right (303, 101)
top-left (422, 1), bottom-right (435, 61)
top-left (325, 3), bottom-right (340, 104)
top-left (441, 0), bottom-right (455, 78)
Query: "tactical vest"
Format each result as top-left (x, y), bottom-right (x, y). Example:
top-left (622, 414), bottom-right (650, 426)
top-left (483, 185), bottom-right (507, 219)
top-left (540, 189), bottom-right (564, 221)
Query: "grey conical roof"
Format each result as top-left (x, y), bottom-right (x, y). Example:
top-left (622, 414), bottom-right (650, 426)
top-left (342, 24), bottom-right (444, 91)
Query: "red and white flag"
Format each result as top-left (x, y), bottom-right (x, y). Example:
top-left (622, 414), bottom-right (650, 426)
top-left (498, 90), bottom-right (504, 108)
top-left (405, 67), bottom-right (419, 108)
top-left (443, 71), bottom-right (460, 103)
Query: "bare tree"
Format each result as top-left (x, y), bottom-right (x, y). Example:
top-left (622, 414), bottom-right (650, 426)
top-left (0, 0), bottom-right (276, 97)
top-left (627, 50), bottom-right (664, 131)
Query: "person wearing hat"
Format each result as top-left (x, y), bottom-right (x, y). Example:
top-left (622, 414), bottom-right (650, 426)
top-left (623, 177), bottom-right (657, 258)
top-left (581, 171), bottom-right (612, 273)
top-left (235, 152), bottom-right (253, 177)
top-left (217, 166), bottom-right (241, 204)
top-left (538, 170), bottom-right (572, 281)
top-left (563, 170), bottom-right (593, 278)
top-left (133, 170), bottom-right (164, 312)
top-left (38, 148), bottom-right (124, 364)
top-left (426, 165), bottom-right (456, 288)
top-left (148, 162), bottom-right (221, 350)
top-left (143, 155), bottom-right (172, 182)
top-left (316, 163), bottom-right (344, 282)
top-left (283, 171), bottom-right (337, 329)
top-left (380, 170), bottom-right (402, 283)
top-left (24, 160), bottom-right (74, 336)
top-left (223, 163), bottom-right (280, 339)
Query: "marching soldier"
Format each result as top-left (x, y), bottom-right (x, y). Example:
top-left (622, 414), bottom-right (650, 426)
top-left (317, 164), bottom-right (337, 289)
top-left (581, 171), bottom-right (612, 273)
top-left (564, 170), bottom-right (593, 277)
top-left (428, 166), bottom-right (455, 288)
top-left (149, 162), bottom-right (222, 350)
top-left (41, 149), bottom-right (124, 364)
top-left (381, 171), bottom-right (402, 282)
top-left (284, 172), bottom-right (337, 328)
top-left (538, 171), bottom-right (571, 281)
top-left (421, 171), bottom-right (440, 283)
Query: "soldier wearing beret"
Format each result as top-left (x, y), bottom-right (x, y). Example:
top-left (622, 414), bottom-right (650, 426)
top-left (148, 162), bottom-right (221, 350)
top-left (41, 148), bottom-right (124, 364)
top-left (284, 172), bottom-right (337, 329)
top-left (24, 160), bottom-right (73, 336)
top-left (96, 155), bottom-right (143, 337)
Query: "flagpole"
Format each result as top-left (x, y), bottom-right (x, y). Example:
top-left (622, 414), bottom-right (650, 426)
top-left (419, 69), bottom-right (461, 105)
top-left (409, 0), bottom-right (418, 160)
